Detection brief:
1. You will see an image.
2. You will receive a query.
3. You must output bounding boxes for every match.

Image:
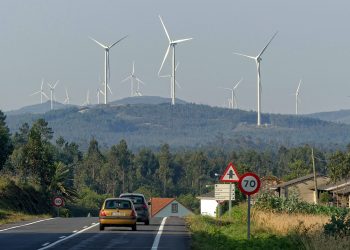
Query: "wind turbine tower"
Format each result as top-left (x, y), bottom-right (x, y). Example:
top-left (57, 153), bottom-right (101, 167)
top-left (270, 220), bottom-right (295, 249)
top-left (47, 80), bottom-right (59, 110)
top-left (90, 35), bottom-right (127, 104)
top-left (234, 31), bottom-right (278, 126)
top-left (64, 87), bottom-right (70, 104)
top-left (158, 15), bottom-right (192, 105)
top-left (295, 79), bottom-right (302, 115)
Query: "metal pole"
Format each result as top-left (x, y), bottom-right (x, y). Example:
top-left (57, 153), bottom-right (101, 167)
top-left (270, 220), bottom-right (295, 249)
top-left (229, 182), bottom-right (232, 218)
top-left (311, 148), bottom-right (318, 204)
top-left (247, 195), bottom-right (251, 240)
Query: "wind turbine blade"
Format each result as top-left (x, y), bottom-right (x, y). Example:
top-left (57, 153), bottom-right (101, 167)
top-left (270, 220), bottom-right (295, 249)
top-left (175, 80), bottom-right (181, 89)
top-left (296, 79), bottom-right (302, 93)
top-left (135, 77), bottom-right (145, 85)
top-left (42, 92), bottom-right (49, 100)
top-left (257, 31), bottom-right (278, 58)
top-left (30, 91), bottom-right (41, 96)
top-left (175, 62), bottom-right (180, 71)
top-left (41, 79), bottom-right (44, 89)
top-left (158, 45), bottom-right (170, 75)
top-left (53, 80), bottom-right (59, 89)
top-left (159, 15), bottom-right (171, 42)
top-left (107, 84), bottom-right (113, 94)
top-left (132, 61), bottom-right (135, 74)
top-left (233, 52), bottom-right (256, 60)
top-left (172, 38), bottom-right (193, 44)
top-left (159, 75), bottom-right (171, 78)
top-left (121, 75), bottom-right (131, 83)
top-left (233, 78), bottom-right (243, 89)
top-left (89, 37), bottom-right (108, 49)
top-left (219, 87), bottom-right (233, 91)
top-left (47, 83), bottom-right (53, 89)
top-left (109, 35), bottom-right (128, 49)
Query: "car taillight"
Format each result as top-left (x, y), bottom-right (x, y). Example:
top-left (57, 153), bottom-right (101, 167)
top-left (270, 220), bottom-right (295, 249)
top-left (100, 210), bottom-right (107, 216)
top-left (142, 204), bottom-right (147, 209)
top-left (131, 210), bottom-right (136, 217)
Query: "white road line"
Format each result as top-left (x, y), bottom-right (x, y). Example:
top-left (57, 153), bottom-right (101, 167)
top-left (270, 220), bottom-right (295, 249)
top-left (41, 243), bottom-right (50, 247)
top-left (0, 218), bottom-right (55, 232)
top-left (59, 236), bottom-right (66, 239)
top-left (151, 217), bottom-right (167, 250)
top-left (37, 223), bottom-right (99, 250)
top-left (83, 226), bottom-right (88, 228)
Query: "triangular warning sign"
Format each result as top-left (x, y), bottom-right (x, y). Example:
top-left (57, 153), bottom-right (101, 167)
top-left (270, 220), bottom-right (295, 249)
top-left (220, 162), bottom-right (240, 182)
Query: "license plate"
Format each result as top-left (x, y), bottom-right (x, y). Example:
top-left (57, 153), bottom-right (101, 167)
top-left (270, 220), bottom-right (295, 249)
top-left (112, 212), bottom-right (125, 216)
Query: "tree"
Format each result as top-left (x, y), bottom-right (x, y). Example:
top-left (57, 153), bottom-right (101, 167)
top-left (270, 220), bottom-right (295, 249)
top-left (114, 140), bottom-right (132, 193)
top-left (157, 144), bottom-right (172, 196)
top-left (0, 110), bottom-right (12, 170)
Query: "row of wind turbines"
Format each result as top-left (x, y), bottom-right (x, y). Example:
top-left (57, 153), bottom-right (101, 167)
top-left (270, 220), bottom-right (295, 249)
top-left (31, 15), bottom-right (302, 126)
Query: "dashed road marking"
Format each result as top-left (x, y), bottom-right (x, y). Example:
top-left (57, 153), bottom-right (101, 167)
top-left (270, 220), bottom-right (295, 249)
top-left (83, 226), bottom-right (88, 228)
top-left (59, 236), bottom-right (66, 239)
top-left (41, 243), bottom-right (50, 247)
top-left (72, 230), bottom-right (78, 233)
top-left (37, 223), bottom-right (99, 250)
top-left (0, 218), bottom-right (55, 232)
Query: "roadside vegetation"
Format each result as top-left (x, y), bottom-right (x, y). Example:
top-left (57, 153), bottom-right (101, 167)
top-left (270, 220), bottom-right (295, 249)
top-left (188, 195), bottom-right (350, 250)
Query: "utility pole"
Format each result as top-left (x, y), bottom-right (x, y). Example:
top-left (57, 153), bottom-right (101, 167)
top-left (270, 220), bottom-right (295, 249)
top-left (311, 148), bottom-right (318, 204)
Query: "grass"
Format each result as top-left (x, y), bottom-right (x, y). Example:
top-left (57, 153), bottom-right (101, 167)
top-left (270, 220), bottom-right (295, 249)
top-left (187, 204), bottom-right (350, 250)
top-left (187, 204), bottom-right (300, 250)
top-left (0, 209), bottom-right (50, 225)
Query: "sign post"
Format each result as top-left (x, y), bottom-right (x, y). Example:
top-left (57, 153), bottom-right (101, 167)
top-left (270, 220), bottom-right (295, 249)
top-left (238, 172), bottom-right (261, 240)
top-left (220, 162), bottom-right (240, 217)
top-left (52, 196), bottom-right (64, 217)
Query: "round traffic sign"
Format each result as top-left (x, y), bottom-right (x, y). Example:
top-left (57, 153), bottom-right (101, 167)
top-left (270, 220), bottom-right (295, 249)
top-left (52, 196), bottom-right (64, 207)
top-left (238, 172), bottom-right (261, 195)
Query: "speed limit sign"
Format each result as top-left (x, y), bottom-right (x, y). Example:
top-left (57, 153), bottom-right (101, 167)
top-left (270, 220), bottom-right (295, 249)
top-left (238, 172), bottom-right (261, 195)
top-left (52, 196), bottom-right (64, 207)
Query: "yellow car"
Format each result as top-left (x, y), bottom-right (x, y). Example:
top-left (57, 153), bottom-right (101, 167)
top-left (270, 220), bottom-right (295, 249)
top-left (99, 198), bottom-right (137, 231)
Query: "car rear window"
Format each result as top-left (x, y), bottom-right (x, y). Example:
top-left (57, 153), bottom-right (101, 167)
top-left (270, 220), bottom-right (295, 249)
top-left (121, 195), bottom-right (144, 204)
top-left (104, 200), bottom-right (132, 209)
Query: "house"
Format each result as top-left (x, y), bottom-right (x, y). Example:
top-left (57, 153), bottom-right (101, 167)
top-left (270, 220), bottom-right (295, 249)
top-left (150, 198), bottom-right (193, 218)
top-left (272, 173), bottom-right (330, 204)
top-left (196, 191), bottom-right (218, 217)
top-left (317, 178), bottom-right (350, 208)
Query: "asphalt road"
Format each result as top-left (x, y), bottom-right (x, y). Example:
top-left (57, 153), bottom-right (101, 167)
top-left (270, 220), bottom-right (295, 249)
top-left (0, 217), bottom-right (190, 250)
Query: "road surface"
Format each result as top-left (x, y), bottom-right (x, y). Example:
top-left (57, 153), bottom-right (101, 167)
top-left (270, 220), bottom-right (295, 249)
top-left (0, 217), bottom-right (190, 250)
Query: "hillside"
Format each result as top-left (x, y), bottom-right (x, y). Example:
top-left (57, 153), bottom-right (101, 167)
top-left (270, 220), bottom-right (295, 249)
top-left (5, 101), bottom-right (350, 151)
top-left (306, 109), bottom-right (350, 124)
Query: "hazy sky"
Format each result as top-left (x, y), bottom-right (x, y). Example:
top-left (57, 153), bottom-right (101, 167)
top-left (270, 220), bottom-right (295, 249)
top-left (1, 0), bottom-right (349, 114)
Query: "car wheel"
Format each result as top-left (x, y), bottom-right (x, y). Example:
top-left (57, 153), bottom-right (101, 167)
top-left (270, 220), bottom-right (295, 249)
top-left (132, 224), bottom-right (137, 231)
top-left (145, 219), bottom-right (150, 225)
top-left (99, 224), bottom-right (105, 231)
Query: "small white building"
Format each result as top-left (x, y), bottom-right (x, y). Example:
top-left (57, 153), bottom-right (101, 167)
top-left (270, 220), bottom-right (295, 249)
top-left (150, 198), bottom-right (193, 218)
top-left (196, 191), bottom-right (218, 217)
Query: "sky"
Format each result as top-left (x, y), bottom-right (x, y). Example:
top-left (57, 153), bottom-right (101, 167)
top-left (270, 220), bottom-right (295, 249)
top-left (0, 0), bottom-right (350, 114)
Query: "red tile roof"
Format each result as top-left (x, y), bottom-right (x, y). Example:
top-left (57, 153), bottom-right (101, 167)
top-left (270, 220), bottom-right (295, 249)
top-left (150, 197), bottom-right (175, 217)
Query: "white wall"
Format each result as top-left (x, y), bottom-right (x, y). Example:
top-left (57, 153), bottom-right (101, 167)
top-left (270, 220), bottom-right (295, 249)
top-left (200, 199), bottom-right (218, 217)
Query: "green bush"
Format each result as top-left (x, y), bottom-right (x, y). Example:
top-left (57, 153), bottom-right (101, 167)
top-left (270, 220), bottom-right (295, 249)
top-left (324, 211), bottom-right (350, 238)
top-left (255, 192), bottom-right (349, 216)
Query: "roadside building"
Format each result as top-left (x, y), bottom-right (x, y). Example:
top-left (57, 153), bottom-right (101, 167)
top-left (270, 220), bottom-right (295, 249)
top-left (317, 178), bottom-right (350, 208)
top-left (272, 173), bottom-right (330, 204)
top-left (150, 198), bottom-right (193, 218)
top-left (196, 191), bottom-right (218, 217)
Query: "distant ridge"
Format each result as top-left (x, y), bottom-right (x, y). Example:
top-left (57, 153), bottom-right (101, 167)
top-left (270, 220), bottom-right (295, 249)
top-left (5, 101), bottom-right (74, 115)
top-left (110, 96), bottom-right (187, 105)
top-left (306, 109), bottom-right (350, 124)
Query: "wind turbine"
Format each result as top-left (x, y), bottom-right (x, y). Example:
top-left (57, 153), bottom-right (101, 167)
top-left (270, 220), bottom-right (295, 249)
top-left (63, 87), bottom-right (70, 104)
top-left (159, 62), bottom-right (181, 99)
top-left (295, 79), bottom-right (302, 115)
top-left (30, 79), bottom-right (49, 104)
top-left (219, 78), bottom-right (243, 109)
top-left (121, 61), bottom-right (145, 97)
top-left (82, 89), bottom-right (90, 106)
top-left (90, 35), bottom-right (127, 104)
top-left (47, 80), bottom-right (59, 110)
top-left (234, 31), bottom-right (278, 126)
top-left (158, 15), bottom-right (192, 105)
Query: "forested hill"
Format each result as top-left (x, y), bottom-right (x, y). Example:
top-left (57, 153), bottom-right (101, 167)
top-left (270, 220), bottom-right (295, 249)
top-left (306, 109), bottom-right (350, 124)
top-left (5, 102), bottom-right (350, 151)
